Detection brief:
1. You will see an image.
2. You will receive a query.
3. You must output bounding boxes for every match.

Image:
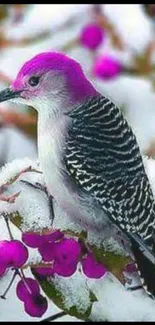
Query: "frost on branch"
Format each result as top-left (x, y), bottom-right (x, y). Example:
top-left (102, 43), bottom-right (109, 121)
top-left (1, 157), bottom-right (155, 320)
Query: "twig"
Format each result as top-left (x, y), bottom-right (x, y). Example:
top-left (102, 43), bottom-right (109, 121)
top-left (40, 311), bottom-right (67, 322)
top-left (3, 215), bottom-right (14, 240)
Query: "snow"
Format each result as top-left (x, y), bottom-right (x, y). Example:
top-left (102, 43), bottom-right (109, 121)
top-left (6, 5), bottom-right (90, 39)
top-left (102, 4), bottom-right (153, 54)
top-left (0, 157), bottom-right (39, 185)
top-left (89, 273), bottom-right (155, 322)
top-left (53, 271), bottom-right (91, 314)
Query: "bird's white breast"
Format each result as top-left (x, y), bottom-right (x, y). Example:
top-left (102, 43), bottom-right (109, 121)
top-left (38, 114), bottom-right (69, 201)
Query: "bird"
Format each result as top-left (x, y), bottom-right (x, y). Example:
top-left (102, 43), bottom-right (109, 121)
top-left (0, 51), bottom-right (155, 297)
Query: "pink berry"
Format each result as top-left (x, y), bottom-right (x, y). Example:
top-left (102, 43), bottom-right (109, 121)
top-left (22, 232), bottom-right (42, 248)
top-left (54, 261), bottom-right (77, 277)
top-left (33, 266), bottom-right (55, 277)
top-left (93, 55), bottom-right (122, 80)
top-left (42, 230), bottom-right (64, 243)
top-left (0, 264), bottom-right (7, 277)
top-left (80, 23), bottom-right (104, 50)
top-left (0, 240), bottom-right (13, 266)
top-left (24, 294), bottom-right (48, 318)
top-left (82, 253), bottom-right (107, 278)
top-left (53, 238), bottom-right (81, 277)
top-left (16, 278), bottom-right (40, 301)
top-left (9, 240), bottom-right (28, 268)
top-left (22, 230), bottom-right (64, 249)
top-left (38, 242), bottom-right (56, 262)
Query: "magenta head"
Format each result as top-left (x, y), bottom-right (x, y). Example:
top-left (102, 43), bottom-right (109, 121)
top-left (92, 54), bottom-right (122, 80)
top-left (0, 52), bottom-right (96, 111)
top-left (80, 23), bottom-right (104, 51)
top-left (0, 52), bottom-right (97, 111)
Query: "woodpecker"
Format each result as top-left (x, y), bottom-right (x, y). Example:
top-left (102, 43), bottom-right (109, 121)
top-left (0, 52), bottom-right (155, 296)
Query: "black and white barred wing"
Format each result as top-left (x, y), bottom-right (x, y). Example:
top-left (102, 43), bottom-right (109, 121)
top-left (64, 95), bottom-right (155, 245)
top-left (64, 95), bottom-right (155, 297)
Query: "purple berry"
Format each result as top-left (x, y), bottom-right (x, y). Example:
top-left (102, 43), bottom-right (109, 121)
top-left (53, 238), bottom-right (81, 277)
top-left (55, 238), bottom-right (81, 262)
top-left (80, 23), bottom-right (104, 50)
top-left (54, 261), bottom-right (77, 277)
top-left (38, 242), bottom-right (56, 262)
top-left (22, 232), bottom-right (42, 248)
top-left (0, 240), bottom-right (13, 266)
top-left (33, 266), bottom-right (55, 277)
top-left (16, 278), bottom-right (40, 301)
top-left (22, 230), bottom-right (64, 249)
top-left (9, 240), bottom-right (28, 268)
top-left (24, 294), bottom-right (48, 317)
top-left (93, 55), bottom-right (122, 80)
top-left (82, 253), bottom-right (107, 278)
top-left (124, 263), bottom-right (137, 273)
top-left (0, 264), bottom-right (7, 277)
top-left (41, 230), bottom-right (64, 243)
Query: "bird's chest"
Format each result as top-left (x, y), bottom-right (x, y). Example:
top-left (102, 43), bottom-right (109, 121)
top-left (38, 128), bottom-right (65, 197)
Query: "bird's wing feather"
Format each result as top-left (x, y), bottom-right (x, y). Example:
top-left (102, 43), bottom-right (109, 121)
top-left (64, 95), bottom-right (155, 296)
top-left (64, 95), bottom-right (155, 243)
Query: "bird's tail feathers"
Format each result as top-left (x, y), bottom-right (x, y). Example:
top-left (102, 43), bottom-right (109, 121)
top-left (130, 233), bottom-right (155, 298)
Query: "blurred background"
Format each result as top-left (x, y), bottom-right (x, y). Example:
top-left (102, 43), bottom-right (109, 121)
top-left (0, 4), bottom-right (154, 166)
top-left (0, 4), bottom-right (154, 322)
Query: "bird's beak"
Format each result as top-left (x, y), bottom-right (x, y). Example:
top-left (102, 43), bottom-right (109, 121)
top-left (0, 87), bottom-right (22, 103)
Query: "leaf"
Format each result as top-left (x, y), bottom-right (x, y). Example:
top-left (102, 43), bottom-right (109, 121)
top-left (90, 245), bottom-right (132, 284)
top-left (10, 212), bottom-right (22, 229)
top-left (31, 268), bottom-right (97, 321)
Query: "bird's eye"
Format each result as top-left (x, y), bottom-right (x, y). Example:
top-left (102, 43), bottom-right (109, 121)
top-left (28, 75), bottom-right (40, 87)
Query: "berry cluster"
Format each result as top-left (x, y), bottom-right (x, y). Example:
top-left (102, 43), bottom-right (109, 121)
top-left (23, 230), bottom-right (107, 279)
top-left (0, 225), bottom-right (107, 318)
top-left (79, 23), bottom-right (122, 80)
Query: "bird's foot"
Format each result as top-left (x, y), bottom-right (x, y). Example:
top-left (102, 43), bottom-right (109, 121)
top-left (0, 166), bottom-right (42, 191)
top-left (20, 180), bottom-right (48, 194)
top-left (20, 180), bottom-right (55, 223)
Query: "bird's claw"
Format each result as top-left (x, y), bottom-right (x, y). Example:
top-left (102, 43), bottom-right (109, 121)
top-left (20, 180), bottom-right (48, 194)
top-left (21, 166), bottom-right (42, 174)
top-left (20, 180), bottom-right (54, 223)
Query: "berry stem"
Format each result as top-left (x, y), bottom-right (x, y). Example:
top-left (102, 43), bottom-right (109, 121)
top-left (0, 269), bottom-right (18, 299)
top-left (40, 311), bottom-right (67, 322)
top-left (3, 215), bottom-right (14, 240)
top-left (18, 269), bottom-right (33, 295)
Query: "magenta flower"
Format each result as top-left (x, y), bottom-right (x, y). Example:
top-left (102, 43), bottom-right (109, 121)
top-left (82, 253), bottom-right (107, 278)
top-left (80, 23), bottom-right (104, 50)
top-left (33, 266), bottom-right (55, 277)
top-left (24, 294), bottom-right (48, 317)
top-left (53, 238), bottom-right (81, 277)
top-left (16, 278), bottom-right (40, 301)
top-left (92, 55), bottom-right (122, 80)
top-left (8, 240), bottom-right (28, 268)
